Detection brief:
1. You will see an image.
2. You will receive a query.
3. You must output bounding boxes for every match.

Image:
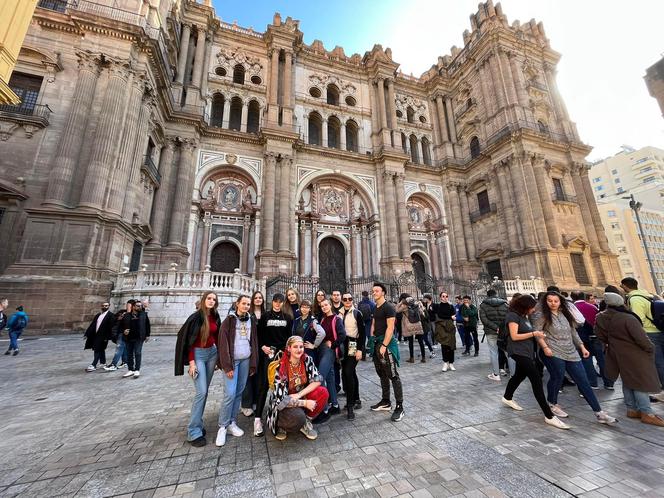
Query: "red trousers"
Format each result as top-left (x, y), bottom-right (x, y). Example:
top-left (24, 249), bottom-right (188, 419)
top-left (279, 386), bottom-right (329, 432)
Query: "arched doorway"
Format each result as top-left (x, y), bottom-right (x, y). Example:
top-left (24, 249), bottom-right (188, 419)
top-left (319, 237), bottom-right (346, 293)
top-left (412, 253), bottom-right (428, 293)
top-left (210, 242), bottom-right (240, 273)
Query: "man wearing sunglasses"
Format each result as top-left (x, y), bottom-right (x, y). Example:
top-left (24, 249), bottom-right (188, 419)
top-left (340, 293), bottom-right (366, 420)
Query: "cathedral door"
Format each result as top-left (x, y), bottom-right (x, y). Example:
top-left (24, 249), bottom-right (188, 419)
top-left (319, 237), bottom-right (346, 293)
top-left (412, 253), bottom-right (428, 293)
top-left (210, 242), bottom-right (240, 273)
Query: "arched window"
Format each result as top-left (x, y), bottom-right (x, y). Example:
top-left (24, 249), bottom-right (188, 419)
top-left (401, 132), bottom-right (408, 154)
top-left (406, 106), bottom-right (415, 124)
top-left (210, 93), bottom-right (225, 127)
top-left (421, 137), bottom-right (432, 165)
top-left (470, 136), bottom-right (481, 159)
top-left (328, 116), bottom-right (341, 149)
top-left (409, 134), bottom-right (419, 163)
top-left (247, 100), bottom-right (260, 133)
top-left (327, 84), bottom-right (339, 106)
top-left (537, 120), bottom-right (549, 134)
top-left (308, 111), bottom-right (323, 145)
top-left (232, 64), bottom-right (245, 84)
top-left (346, 119), bottom-right (359, 152)
top-left (229, 96), bottom-right (242, 131)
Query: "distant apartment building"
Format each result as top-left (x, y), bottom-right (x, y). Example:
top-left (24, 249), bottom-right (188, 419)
top-left (591, 146), bottom-right (664, 293)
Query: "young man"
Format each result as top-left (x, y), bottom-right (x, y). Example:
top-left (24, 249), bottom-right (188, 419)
top-left (120, 301), bottom-right (151, 378)
top-left (329, 289), bottom-right (343, 394)
top-left (357, 290), bottom-right (375, 359)
top-left (370, 282), bottom-right (404, 422)
top-left (330, 290), bottom-right (343, 315)
top-left (479, 290), bottom-right (508, 380)
top-left (105, 299), bottom-right (134, 371)
top-left (5, 306), bottom-right (28, 356)
top-left (461, 296), bottom-right (479, 356)
top-left (454, 296), bottom-right (467, 350)
top-left (84, 302), bottom-right (116, 372)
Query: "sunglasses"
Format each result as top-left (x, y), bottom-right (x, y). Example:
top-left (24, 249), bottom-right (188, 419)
top-left (441, 295), bottom-right (448, 298)
top-left (342, 297), bottom-right (353, 302)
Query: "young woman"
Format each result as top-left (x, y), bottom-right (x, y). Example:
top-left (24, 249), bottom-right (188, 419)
top-left (312, 289), bottom-right (326, 321)
top-left (317, 299), bottom-right (347, 419)
top-left (535, 292), bottom-right (617, 425)
top-left (433, 291), bottom-right (457, 372)
top-left (293, 300), bottom-right (325, 363)
top-left (174, 291), bottom-right (221, 447)
top-left (596, 292), bottom-right (664, 426)
top-left (396, 294), bottom-right (426, 363)
top-left (501, 294), bottom-right (570, 430)
top-left (283, 288), bottom-right (302, 324)
top-left (241, 290), bottom-right (266, 417)
top-left (340, 292), bottom-right (366, 420)
top-left (216, 295), bottom-right (258, 446)
top-left (267, 336), bottom-right (329, 440)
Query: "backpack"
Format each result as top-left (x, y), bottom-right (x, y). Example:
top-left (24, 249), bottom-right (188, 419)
top-left (497, 322), bottom-right (509, 351)
top-left (358, 300), bottom-right (373, 321)
top-left (15, 315), bottom-right (27, 330)
top-left (629, 295), bottom-right (664, 332)
top-left (406, 303), bottom-right (421, 324)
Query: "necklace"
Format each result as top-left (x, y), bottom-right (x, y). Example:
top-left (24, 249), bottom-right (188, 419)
top-left (289, 360), bottom-right (303, 390)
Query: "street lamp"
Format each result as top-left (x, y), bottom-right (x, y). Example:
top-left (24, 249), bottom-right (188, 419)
top-left (622, 194), bottom-right (662, 295)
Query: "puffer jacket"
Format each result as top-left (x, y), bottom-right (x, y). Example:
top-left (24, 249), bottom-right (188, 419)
top-left (479, 297), bottom-right (508, 335)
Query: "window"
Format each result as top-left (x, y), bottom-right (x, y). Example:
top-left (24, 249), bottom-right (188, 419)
top-left (345, 119), bottom-right (359, 152)
top-left (232, 64), bottom-right (245, 84)
top-left (309, 87), bottom-right (321, 98)
top-left (8, 72), bottom-right (43, 111)
top-left (610, 222), bottom-right (620, 229)
top-left (486, 259), bottom-right (503, 280)
top-left (477, 190), bottom-right (490, 214)
top-left (614, 178), bottom-right (621, 183)
top-left (640, 166), bottom-right (653, 174)
top-left (37, 0), bottom-right (68, 12)
top-left (421, 137), bottom-right (432, 166)
top-left (326, 84), bottom-right (339, 106)
top-left (406, 106), bottom-right (415, 124)
top-left (246, 100), bottom-right (260, 134)
top-left (419, 115), bottom-right (427, 124)
top-left (345, 96), bottom-right (356, 107)
top-left (644, 176), bottom-right (656, 183)
top-left (228, 96), bottom-right (242, 131)
top-left (250, 75), bottom-right (262, 85)
top-left (594, 185), bottom-right (604, 191)
top-left (210, 94), bottom-right (224, 127)
top-left (469, 136), bottom-right (480, 159)
top-left (611, 169), bottom-right (618, 174)
top-left (592, 177), bottom-right (602, 183)
top-left (570, 253), bottom-right (590, 285)
top-left (552, 178), bottom-right (565, 201)
top-left (214, 66), bottom-right (227, 77)
top-left (617, 187), bottom-right (624, 193)
top-left (409, 134), bottom-right (419, 163)
top-left (308, 112), bottom-right (322, 145)
top-left (328, 116), bottom-right (341, 149)
top-left (635, 157), bottom-right (649, 164)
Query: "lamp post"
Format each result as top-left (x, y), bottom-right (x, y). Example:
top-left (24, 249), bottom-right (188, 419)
top-left (623, 194), bottom-right (661, 295)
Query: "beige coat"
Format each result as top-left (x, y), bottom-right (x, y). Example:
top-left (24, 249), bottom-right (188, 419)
top-left (595, 307), bottom-right (661, 393)
top-left (397, 301), bottom-right (424, 337)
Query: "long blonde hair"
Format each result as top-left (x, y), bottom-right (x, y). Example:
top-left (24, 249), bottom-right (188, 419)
top-left (197, 291), bottom-right (218, 343)
top-left (283, 287), bottom-right (301, 319)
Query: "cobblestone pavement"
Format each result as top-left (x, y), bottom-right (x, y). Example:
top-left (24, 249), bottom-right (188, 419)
top-left (1, 334), bottom-right (664, 498)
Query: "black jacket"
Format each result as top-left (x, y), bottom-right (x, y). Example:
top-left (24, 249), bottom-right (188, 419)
top-left (433, 302), bottom-right (456, 321)
top-left (257, 309), bottom-right (292, 351)
top-left (84, 311), bottom-right (116, 350)
top-left (479, 297), bottom-right (508, 335)
top-left (121, 311), bottom-right (151, 342)
top-left (174, 311), bottom-right (222, 376)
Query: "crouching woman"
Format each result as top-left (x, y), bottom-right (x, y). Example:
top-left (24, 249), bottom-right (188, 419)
top-left (267, 336), bottom-right (329, 441)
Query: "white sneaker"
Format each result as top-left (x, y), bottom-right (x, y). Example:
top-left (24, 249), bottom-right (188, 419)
top-left (499, 369), bottom-right (508, 376)
top-left (487, 373), bottom-right (501, 381)
top-left (550, 404), bottom-right (568, 418)
top-left (595, 411), bottom-right (618, 425)
top-left (104, 365), bottom-right (117, 372)
top-left (253, 418), bottom-right (264, 437)
top-left (227, 422), bottom-right (244, 437)
top-left (442, 362), bottom-right (449, 372)
top-left (651, 391), bottom-right (664, 402)
top-left (122, 371), bottom-right (134, 378)
top-left (133, 371), bottom-right (140, 378)
top-left (241, 407), bottom-right (254, 417)
top-left (545, 416), bottom-right (571, 429)
top-left (501, 397), bottom-right (523, 411)
top-left (85, 365), bottom-right (96, 372)
top-left (215, 427), bottom-right (227, 447)
top-left (448, 363), bottom-right (456, 371)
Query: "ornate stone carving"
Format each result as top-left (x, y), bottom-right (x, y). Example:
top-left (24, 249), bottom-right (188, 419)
top-left (307, 73), bottom-right (357, 98)
top-left (216, 47), bottom-right (263, 77)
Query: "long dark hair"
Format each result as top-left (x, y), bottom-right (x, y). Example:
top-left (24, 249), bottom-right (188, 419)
top-left (249, 291), bottom-right (265, 317)
top-left (540, 291), bottom-right (574, 329)
top-left (197, 291), bottom-right (219, 344)
top-left (312, 289), bottom-right (326, 318)
top-left (509, 294), bottom-right (537, 316)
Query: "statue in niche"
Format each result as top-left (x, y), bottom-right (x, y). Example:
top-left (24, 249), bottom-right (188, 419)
top-left (409, 206), bottom-right (421, 224)
top-left (220, 184), bottom-right (240, 209)
top-left (242, 187), bottom-right (253, 210)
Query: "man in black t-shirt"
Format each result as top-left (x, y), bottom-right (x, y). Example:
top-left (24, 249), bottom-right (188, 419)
top-left (370, 283), bottom-right (404, 422)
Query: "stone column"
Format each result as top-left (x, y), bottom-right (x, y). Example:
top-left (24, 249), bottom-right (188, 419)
top-left (242, 217), bottom-right (251, 273)
top-left (277, 157), bottom-right (292, 253)
top-left (200, 33), bottom-right (212, 96)
top-left (395, 174), bottom-right (411, 259)
top-left (544, 64), bottom-right (569, 120)
top-left (199, 218), bottom-right (211, 270)
top-left (382, 171), bottom-right (400, 258)
top-left (569, 165), bottom-right (600, 251)
top-left (267, 48), bottom-right (279, 122)
top-left (361, 226), bottom-right (370, 277)
top-left (298, 220), bottom-right (306, 275)
top-left (376, 78), bottom-right (388, 131)
top-left (149, 138), bottom-right (176, 245)
top-left (478, 65), bottom-right (494, 117)
top-left (350, 225), bottom-right (358, 277)
top-left (79, 59), bottom-right (131, 210)
top-left (44, 51), bottom-right (100, 206)
top-left (531, 156), bottom-right (561, 247)
top-left (448, 186), bottom-right (468, 261)
top-left (322, 120), bottom-right (328, 147)
top-left (489, 52), bottom-right (506, 111)
top-left (428, 232), bottom-right (441, 278)
top-left (283, 51), bottom-right (292, 108)
top-left (221, 98), bottom-right (230, 129)
top-left (260, 153), bottom-right (277, 252)
top-left (241, 101), bottom-right (249, 132)
top-left (190, 27), bottom-right (206, 89)
top-left (386, 78), bottom-right (401, 148)
top-left (578, 164), bottom-right (611, 252)
top-left (444, 97), bottom-right (457, 142)
top-left (168, 138), bottom-right (198, 246)
top-left (311, 221), bottom-right (319, 277)
top-left (499, 49), bottom-right (517, 107)
top-left (430, 98), bottom-right (442, 145)
top-left (458, 188), bottom-right (476, 260)
top-left (508, 156), bottom-right (538, 249)
top-left (176, 24), bottom-right (191, 85)
top-left (522, 156), bottom-right (550, 248)
top-left (509, 54), bottom-right (528, 107)
top-left (495, 163), bottom-right (520, 252)
top-left (435, 95), bottom-right (449, 142)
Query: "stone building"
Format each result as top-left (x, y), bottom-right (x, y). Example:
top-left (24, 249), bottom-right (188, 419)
top-left (0, 0), bottom-right (620, 330)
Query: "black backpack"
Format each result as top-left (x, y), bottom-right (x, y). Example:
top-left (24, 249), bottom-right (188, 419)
top-left (358, 301), bottom-right (373, 321)
top-left (629, 295), bottom-right (664, 332)
top-left (406, 303), bottom-right (421, 324)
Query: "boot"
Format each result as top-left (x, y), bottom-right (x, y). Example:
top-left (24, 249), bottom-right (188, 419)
top-left (407, 357), bottom-right (415, 363)
top-left (347, 405), bottom-right (355, 420)
top-left (626, 409), bottom-right (641, 419)
top-left (420, 357), bottom-right (426, 363)
top-left (641, 413), bottom-right (664, 427)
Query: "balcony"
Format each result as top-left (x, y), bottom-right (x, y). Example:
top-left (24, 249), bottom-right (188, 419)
top-left (37, 0), bottom-right (69, 12)
top-left (552, 191), bottom-right (577, 204)
top-left (0, 104), bottom-right (51, 130)
top-left (141, 155), bottom-right (161, 186)
top-left (469, 203), bottom-right (497, 223)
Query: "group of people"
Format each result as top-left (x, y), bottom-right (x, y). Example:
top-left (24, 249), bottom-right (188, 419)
top-left (174, 283), bottom-right (405, 448)
top-left (83, 299), bottom-right (151, 378)
top-left (1, 298), bottom-right (29, 356)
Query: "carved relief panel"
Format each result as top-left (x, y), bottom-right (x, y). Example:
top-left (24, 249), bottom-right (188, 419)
top-left (201, 172), bottom-right (256, 214)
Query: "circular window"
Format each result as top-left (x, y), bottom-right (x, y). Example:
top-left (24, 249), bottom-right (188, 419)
top-left (419, 115), bottom-right (426, 123)
top-left (250, 75), bottom-right (262, 85)
top-left (396, 110), bottom-right (403, 118)
top-left (215, 66), bottom-right (227, 77)
top-left (309, 87), bottom-right (322, 98)
top-left (345, 95), bottom-right (356, 107)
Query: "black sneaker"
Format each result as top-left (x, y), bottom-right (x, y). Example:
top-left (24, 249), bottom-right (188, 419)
top-left (4, 349), bottom-right (11, 355)
top-left (370, 400), bottom-right (391, 411)
top-left (354, 400), bottom-right (362, 410)
top-left (328, 405), bottom-right (341, 415)
top-left (13, 349), bottom-right (19, 356)
top-left (461, 350), bottom-right (470, 356)
top-left (346, 406), bottom-right (355, 420)
top-left (391, 405), bottom-right (404, 422)
top-left (312, 411), bottom-right (331, 424)
top-left (473, 351), bottom-right (479, 357)
top-left (189, 436), bottom-right (206, 447)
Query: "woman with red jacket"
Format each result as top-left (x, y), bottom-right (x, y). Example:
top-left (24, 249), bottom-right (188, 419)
top-left (216, 294), bottom-right (258, 446)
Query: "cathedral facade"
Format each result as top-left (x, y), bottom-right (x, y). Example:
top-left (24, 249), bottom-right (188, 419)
top-left (0, 0), bottom-right (620, 330)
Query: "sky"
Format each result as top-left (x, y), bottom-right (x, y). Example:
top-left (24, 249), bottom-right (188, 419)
top-left (211, 0), bottom-right (664, 161)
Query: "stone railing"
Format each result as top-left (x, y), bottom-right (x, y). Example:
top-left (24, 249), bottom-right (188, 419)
top-left (503, 276), bottom-right (547, 297)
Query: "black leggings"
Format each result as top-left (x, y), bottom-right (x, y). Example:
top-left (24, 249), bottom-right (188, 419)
top-left (504, 354), bottom-right (553, 418)
top-left (407, 335), bottom-right (425, 358)
top-left (441, 345), bottom-right (454, 363)
top-left (255, 352), bottom-right (269, 419)
top-left (341, 356), bottom-right (360, 404)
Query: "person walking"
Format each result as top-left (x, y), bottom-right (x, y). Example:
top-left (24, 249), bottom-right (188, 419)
top-left (396, 294), bottom-right (426, 363)
top-left (572, 291), bottom-right (613, 390)
top-left (501, 294), bottom-right (570, 430)
top-left (5, 306), bottom-right (28, 356)
top-left (595, 292), bottom-right (664, 427)
top-left (241, 291), bottom-right (266, 417)
top-left (357, 291), bottom-right (375, 359)
top-left (120, 301), bottom-right (151, 378)
top-left (454, 296), bottom-right (467, 350)
top-left (370, 282), bottom-right (404, 422)
top-left (479, 290), bottom-right (508, 381)
top-left (420, 294), bottom-right (436, 359)
top-left (340, 292), bottom-right (366, 419)
top-left (84, 302), bottom-right (115, 372)
top-left (534, 291), bottom-right (617, 425)
top-left (461, 296), bottom-right (479, 356)
top-left (104, 300), bottom-right (133, 371)
top-left (0, 298), bottom-right (8, 332)
top-left (216, 295), bottom-right (258, 446)
top-left (175, 291), bottom-right (221, 447)
top-left (433, 292), bottom-right (457, 372)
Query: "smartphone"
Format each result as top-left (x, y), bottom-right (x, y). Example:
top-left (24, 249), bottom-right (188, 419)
top-left (192, 369), bottom-right (199, 379)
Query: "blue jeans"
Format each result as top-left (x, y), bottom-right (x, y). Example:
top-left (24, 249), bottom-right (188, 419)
top-left (544, 355), bottom-right (601, 412)
top-left (456, 323), bottom-right (466, 347)
top-left (318, 346), bottom-right (338, 407)
top-left (649, 332), bottom-right (664, 389)
top-left (9, 330), bottom-right (22, 350)
top-left (125, 340), bottom-right (143, 371)
top-left (622, 385), bottom-right (653, 414)
top-left (111, 335), bottom-right (128, 366)
top-left (187, 346), bottom-right (218, 441)
top-left (486, 334), bottom-right (500, 375)
top-left (582, 338), bottom-right (613, 388)
top-left (219, 357), bottom-right (250, 428)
